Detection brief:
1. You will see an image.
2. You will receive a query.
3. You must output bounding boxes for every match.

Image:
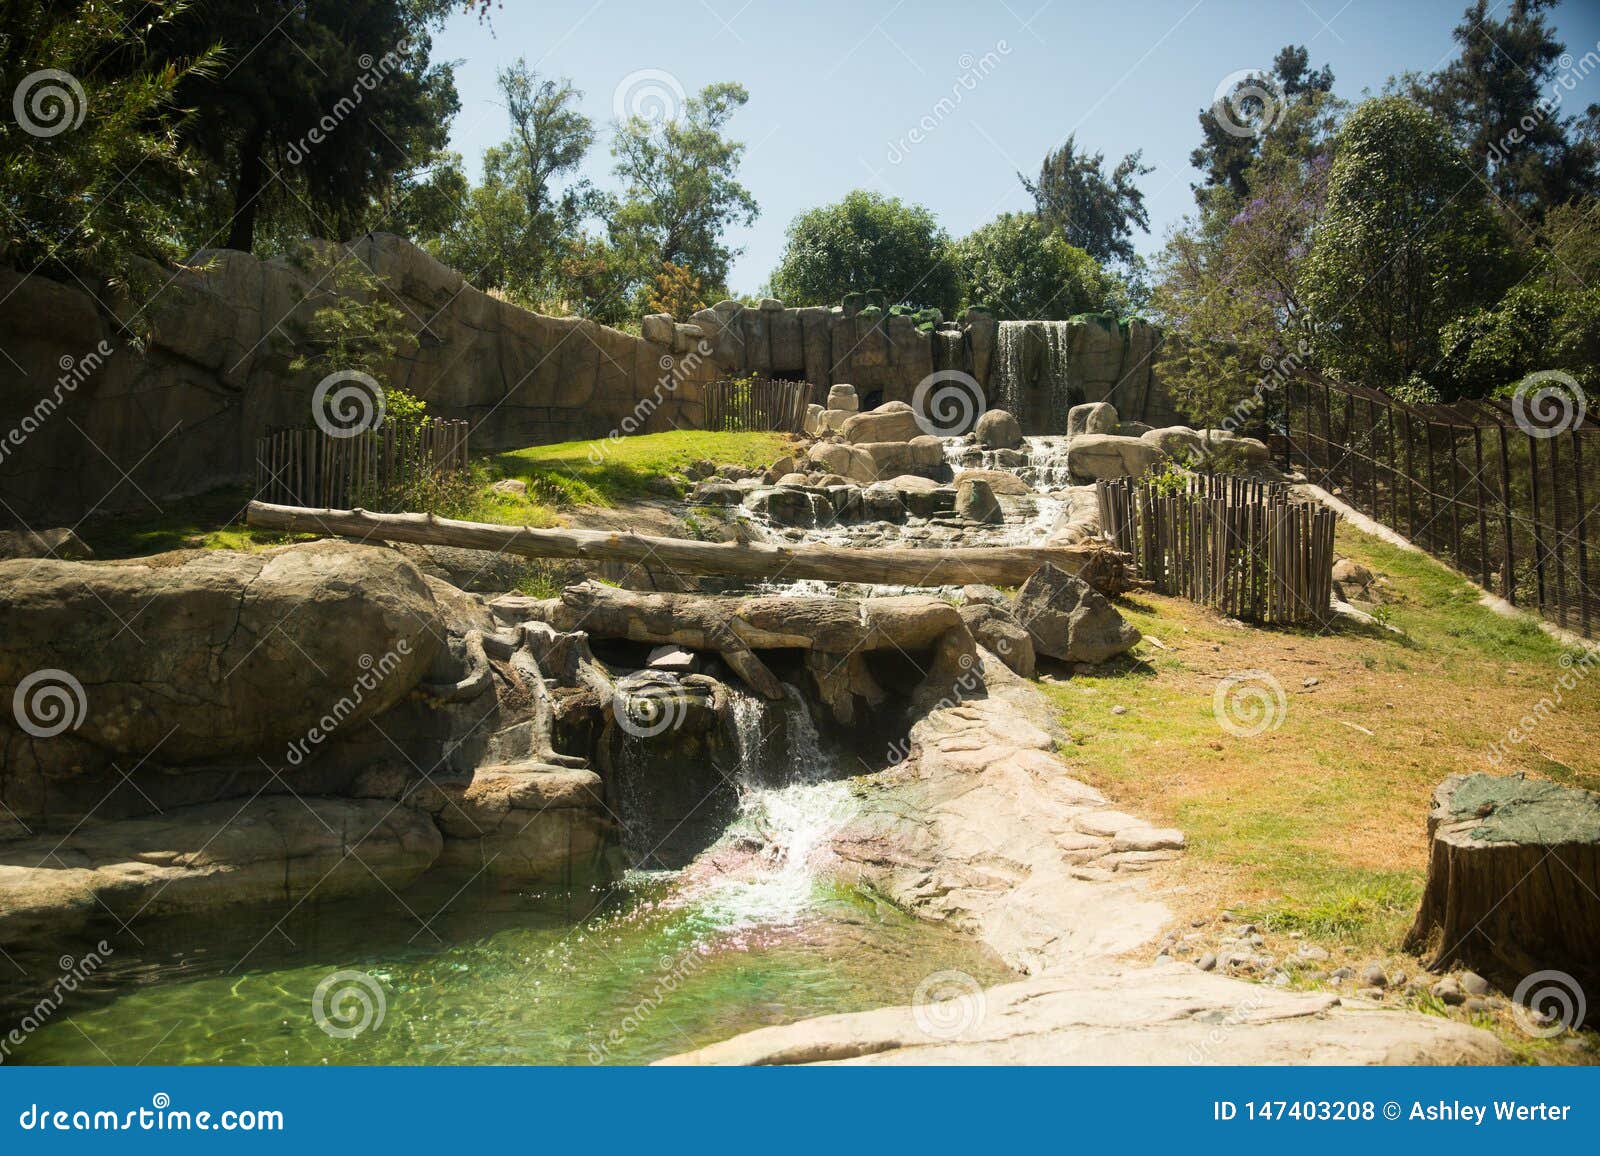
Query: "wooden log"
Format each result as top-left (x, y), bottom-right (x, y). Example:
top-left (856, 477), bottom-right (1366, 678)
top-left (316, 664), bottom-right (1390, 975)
top-left (245, 501), bottom-right (1135, 592)
top-left (1404, 772), bottom-right (1600, 1022)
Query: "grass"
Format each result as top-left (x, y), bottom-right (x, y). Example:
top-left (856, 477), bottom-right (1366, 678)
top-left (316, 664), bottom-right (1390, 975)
top-left (73, 431), bottom-right (792, 560)
top-left (487, 429), bottom-right (791, 508)
top-left (1045, 521), bottom-right (1599, 957)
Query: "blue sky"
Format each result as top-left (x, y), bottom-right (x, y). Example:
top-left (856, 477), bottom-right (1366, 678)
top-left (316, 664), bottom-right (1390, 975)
top-left (431, 0), bottom-right (1600, 295)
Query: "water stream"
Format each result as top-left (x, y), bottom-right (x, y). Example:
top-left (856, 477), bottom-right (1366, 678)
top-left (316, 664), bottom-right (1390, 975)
top-left (4, 688), bottom-right (1007, 1066)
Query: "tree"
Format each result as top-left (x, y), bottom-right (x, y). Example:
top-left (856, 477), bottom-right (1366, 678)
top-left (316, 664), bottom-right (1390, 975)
top-left (427, 62), bottom-right (595, 302)
top-left (951, 213), bottom-right (1110, 319)
top-left (1191, 46), bottom-right (1336, 210)
top-left (645, 261), bottom-right (707, 319)
top-left (157, 0), bottom-right (461, 253)
top-left (768, 191), bottom-right (959, 313)
top-left (1409, 0), bottom-right (1599, 222)
top-left (609, 82), bottom-right (758, 298)
top-left (1, 1), bottom-right (219, 292)
top-left (1301, 97), bottom-right (1515, 389)
top-left (1020, 135), bottom-right (1151, 264)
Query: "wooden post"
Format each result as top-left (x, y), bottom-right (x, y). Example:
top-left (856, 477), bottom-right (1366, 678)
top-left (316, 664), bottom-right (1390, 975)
top-left (1497, 423), bottom-right (1516, 603)
top-left (1573, 431), bottom-right (1591, 639)
top-left (1472, 426), bottom-right (1490, 591)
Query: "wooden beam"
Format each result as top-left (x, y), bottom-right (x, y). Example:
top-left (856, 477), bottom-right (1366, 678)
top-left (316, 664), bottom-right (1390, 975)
top-left (245, 501), bottom-right (1134, 592)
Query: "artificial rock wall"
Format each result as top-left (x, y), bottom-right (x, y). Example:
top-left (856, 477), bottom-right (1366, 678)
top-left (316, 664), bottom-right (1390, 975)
top-left (0, 233), bottom-right (1178, 523)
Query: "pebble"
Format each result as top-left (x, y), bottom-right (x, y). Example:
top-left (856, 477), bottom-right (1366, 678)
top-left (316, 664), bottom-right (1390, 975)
top-left (1111, 705), bottom-right (1128, 715)
top-left (1303, 676), bottom-right (1320, 687)
top-left (1190, 917), bottom-right (1208, 928)
top-left (1357, 986), bottom-right (1386, 1000)
top-left (1460, 970), bottom-right (1490, 996)
top-left (1330, 967), bottom-right (1353, 982)
top-left (1297, 945), bottom-right (1330, 961)
top-left (1464, 997), bottom-right (1490, 1013)
top-left (1270, 971), bottom-right (1290, 987)
top-left (1197, 952), bottom-right (1217, 972)
top-left (1250, 933), bottom-right (1265, 947)
top-left (1360, 963), bottom-right (1389, 988)
top-left (1390, 970), bottom-right (1407, 987)
top-left (1432, 977), bottom-right (1465, 1005)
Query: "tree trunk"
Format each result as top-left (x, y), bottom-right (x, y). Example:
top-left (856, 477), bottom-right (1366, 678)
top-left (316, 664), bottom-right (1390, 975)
top-left (227, 126), bottom-right (266, 253)
top-left (1404, 773), bottom-right (1600, 1024)
top-left (245, 502), bottom-right (1135, 592)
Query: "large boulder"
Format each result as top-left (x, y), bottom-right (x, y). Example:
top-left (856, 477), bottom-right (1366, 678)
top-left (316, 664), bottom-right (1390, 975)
top-left (1067, 433), bottom-right (1162, 480)
top-left (807, 440), bottom-right (878, 484)
top-left (859, 436), bottom-right (944, 478)
top-left (841, 400), bottom-right (923, 444)
top-left (974, 408), bottom-right (1023, 450)
top-left (958, 602), bottom-right (1035, 678)
top-left (826, 384), bottom-right (859, 412)
top-left (1067, 402), bottom-right (1119, 436)
top-left (1141, 425), bottom-right (1206, 463)
top-left (0, 542), bottom-right (443, 776)
top-left (954, 468), bottom-right (1032, 496)
top-left (955, 477), bottom-right (1003, 524)
top-left (1013, 563), bottom-right (1140, 664)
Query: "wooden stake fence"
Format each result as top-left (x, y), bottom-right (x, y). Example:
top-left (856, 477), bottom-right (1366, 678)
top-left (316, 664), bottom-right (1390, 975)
top-left (1097, 475), bottom-right (1336, 625)
top-left (703, 377), bottom-right (811, 433)
top-left (255, 420), bottom-right (470, 510)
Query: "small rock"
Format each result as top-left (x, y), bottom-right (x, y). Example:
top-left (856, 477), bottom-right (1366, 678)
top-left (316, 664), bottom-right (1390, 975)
top-left (1390, 970), bottom-right (1407, 987)
top-left (1330, 967), bottom-right (1353, 982)
top-left (1464, 997), bottom-right (1490, 1013)
top-left (1270, 971), bottom-right (1290, 987)
top-left (1360, 963), bottom-right (1388, 988)
top-left (1111, 705), bottom-right (1128, 715)
top-left (1197, 952), bottom-right (1218, 972)
top-left (1357, 986), bottom-right (1386, 1000)
top-left (1303, 676), bottom-right (1320, 688)
top-left (1460, 970), bottom-right (1490, 996)
top-left (490, 478), bottom-right (527, 496)
top-left (1297, 944), bottom-right (1329, 961)
top-left (1249, 934), bottom-right (1264, 947)
top-left (646, 645), bottom-right (697, 673)
top-left (1432, 977), bottom-right (1465, 1005)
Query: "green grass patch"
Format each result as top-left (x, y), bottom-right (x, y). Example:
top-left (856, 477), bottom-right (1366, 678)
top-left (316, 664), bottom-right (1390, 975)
top-left (488, 430), bottom-right (791, 507)
top-left (76, 486), bottom-right (314, 559)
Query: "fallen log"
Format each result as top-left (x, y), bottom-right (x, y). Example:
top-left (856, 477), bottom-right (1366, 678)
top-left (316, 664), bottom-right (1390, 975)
top-left (522, 582), bottom-right (968, 709)
top-left (1404, 773), bottom-right (1600, 1025)
top-left (245, 502), bottom-right (1134, 592)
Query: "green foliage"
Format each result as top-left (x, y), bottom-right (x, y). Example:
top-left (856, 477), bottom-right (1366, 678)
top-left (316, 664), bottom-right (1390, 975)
top-left (426, 61), bottom-right (596, 304)
top-left (1021, 134), bottom-right (1152, 265)
top-left (609, 82), bottom-right (758, 300)
top-left (769, 190), bottom-right (959, 313)
top-left (1302, 96), bottom-right (1516, 385)
top-left (0, 0), bottom-right (219, 292)
top-left (158, 0), bottom-right (461, 253)
top-left (951, 212), bottom-right (1111, 320)
top-left (1405, 0), bottom-right (1599, 222)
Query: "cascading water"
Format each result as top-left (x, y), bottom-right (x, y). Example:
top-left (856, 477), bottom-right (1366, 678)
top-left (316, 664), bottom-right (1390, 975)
top-left (992, 320), bottom-right (1027, 416)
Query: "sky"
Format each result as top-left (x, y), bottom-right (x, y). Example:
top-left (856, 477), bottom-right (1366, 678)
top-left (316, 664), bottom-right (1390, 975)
top-left (431, 0), bottom-right (1600, 295)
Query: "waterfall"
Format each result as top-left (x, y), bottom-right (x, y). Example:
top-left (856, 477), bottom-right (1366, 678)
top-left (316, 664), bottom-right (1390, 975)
top-left (1042, 321), bottom-right (1075, 433)
top-left (934, 330), bottom-right (965, 378)
top-left (993, 321), bottom-right (1027, 416)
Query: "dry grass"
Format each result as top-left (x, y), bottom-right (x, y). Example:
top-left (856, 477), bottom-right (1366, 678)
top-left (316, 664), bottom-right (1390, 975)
top-left (1040, 522), bottom-right (1600, 1060)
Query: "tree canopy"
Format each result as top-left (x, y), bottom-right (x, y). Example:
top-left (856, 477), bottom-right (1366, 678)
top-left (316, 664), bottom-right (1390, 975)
top-left (1021, 135), bottom-right (1151, 265)
top-left (951, 213), bottom-right (1111, 320)
top-left (768, 191), bottom-right (959, 313)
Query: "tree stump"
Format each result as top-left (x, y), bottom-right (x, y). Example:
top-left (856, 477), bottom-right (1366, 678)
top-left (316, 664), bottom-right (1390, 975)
top-left (1404, 773), bottom-right (1600, 1024)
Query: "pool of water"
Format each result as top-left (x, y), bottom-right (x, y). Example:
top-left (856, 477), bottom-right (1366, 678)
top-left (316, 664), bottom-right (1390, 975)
top-left (3, 781), bottom-right (1007, 1067)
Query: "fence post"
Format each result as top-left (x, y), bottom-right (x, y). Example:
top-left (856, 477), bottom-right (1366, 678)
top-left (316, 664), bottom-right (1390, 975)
top-left (1497, 423), bottom-right (1515, 603)
top-left (1572, 430), bottom-right (1591, 639)
top-left (1528, 431), bottom-right (1548, 617)
top-left (1472, 426), bottom-right (1490, 592)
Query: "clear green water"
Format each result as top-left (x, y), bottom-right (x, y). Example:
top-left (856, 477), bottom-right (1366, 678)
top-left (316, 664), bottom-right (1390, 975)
top-left (4, 783), bottom-right (1008, 1066)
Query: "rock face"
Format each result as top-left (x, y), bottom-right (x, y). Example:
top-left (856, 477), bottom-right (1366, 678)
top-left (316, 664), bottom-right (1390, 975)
top-left (0, 528), bottom-right (92, 560)
top-left (974, 408), bottom-right (1023, 450)
top-left (958, 603), bottom-right (1035, 677)
top-left (0, 542), bottom-right (443, 793)
top-left (658, 963), bottom-right (1513, 1066)
top-left (1067, 402), bottom-right (1118, 436)
top-left (955, 477), bottom-right (1003, 524)
top-left (0, 797), bottom-right (442, 944)
top-left (841, 401), bottom-right (924, 444)
top-left (1013, 563), bottom-right (1140, 664)
top-left (1066, 433), bottom-right (1163, 480)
